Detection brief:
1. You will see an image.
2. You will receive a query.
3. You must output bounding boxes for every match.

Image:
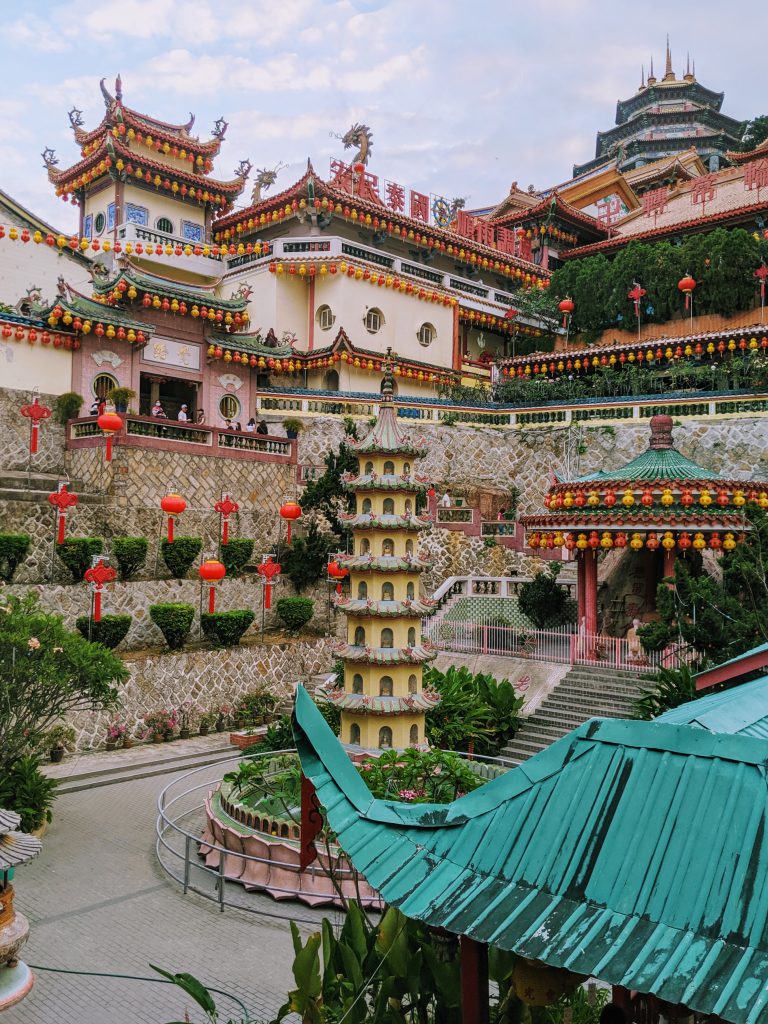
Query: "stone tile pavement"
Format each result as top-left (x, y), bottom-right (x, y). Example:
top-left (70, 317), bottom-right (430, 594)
top-left (13, 764), bottom-right (338, 1024)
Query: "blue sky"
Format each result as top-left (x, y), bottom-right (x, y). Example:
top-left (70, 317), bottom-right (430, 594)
top-left (0, 0), bottom-right (762, 230)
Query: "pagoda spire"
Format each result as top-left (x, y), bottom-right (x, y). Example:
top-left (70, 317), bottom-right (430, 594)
top-left (663, 35), bottom-right (674, 81)
top-left (647, 56), bottom-right (656, 85)
top-left (640, 65), bottom-right (645, 89)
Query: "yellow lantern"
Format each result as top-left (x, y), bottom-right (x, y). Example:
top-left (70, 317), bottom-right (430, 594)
top-left (733, 490), bottom-right (746, 507)
top-left (511, 959), bottom-right (582, 1007)
top-left (587, 490), bottom-right (600, 507)
top-left (660, 488), bottom-right (674, 506)
top-left (600, 532), bottom-right (613, 549)
top-left (661, 531), bottom-right (675, 550)
top-left (562, 491), bottom-right (574, 508)
top-left (629, 532), bottom-right (644, 550)
top-left (698, 489), bottom-right (712, 507)
top-left (692, 532), bottom-right (706, 550)
top-left (621, 489), bottom-right (635, 507)
top-left (575, 533), bottom-right (588, 550)
top-left (553, 532), bottom-right (564, 546)
top-left (723, 532), bottom-right (737, 551)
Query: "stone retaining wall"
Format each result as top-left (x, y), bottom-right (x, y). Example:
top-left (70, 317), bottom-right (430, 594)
top-left (0, 387), bottom-right (67, 475)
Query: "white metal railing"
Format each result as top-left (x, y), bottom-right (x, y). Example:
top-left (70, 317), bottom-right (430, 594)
top-left (429, 575), bottom-right (570, 604)
top-left (571, 633), bottom-right (689, 673)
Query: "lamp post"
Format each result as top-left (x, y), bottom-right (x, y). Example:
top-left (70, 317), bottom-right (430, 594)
top-left (199, 559), bottom-right (226, 614)
top-left (160, 493), bottom-right (186, 543)
top-left (279, 498), bottom-right (302, 546)
top-left (84, 557), bottom-right (117, 626)
top-left (214, 493), bottom-right (239, 547)
top-left (96, 411), bottom-right (123, 462)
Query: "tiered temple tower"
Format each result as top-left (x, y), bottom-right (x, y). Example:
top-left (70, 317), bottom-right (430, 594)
top-left (329, 362), bottom-right (439, 750)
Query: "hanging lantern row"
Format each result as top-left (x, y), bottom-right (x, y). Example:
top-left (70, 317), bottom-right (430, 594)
top-left (528, 530), bottom-right (742, 552)
top-left (79, 126), bottom-right (216, 171)
top-left (2, 321), bottom-right (76, 348)
top-left (268, 258), bottom-right (468, 300)
top-left (503, 334), bottom-right (768, 378)
top-left (460, 309), bottom-right (544, 337)
top-left (0, 225), bottom-right (269, 261)
top-left (44, 304), bottom-right (147, 343)
top-left (544, 486), bottom-right (768, 510)
top-left (106, 280), bottom-right (250, 328)
top-left (216, 198), bottom-right (549, 289)
top-left (517, 222), bottom-right (579, 246)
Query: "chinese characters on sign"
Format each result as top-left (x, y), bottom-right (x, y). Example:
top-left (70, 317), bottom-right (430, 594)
top-left (642, 187), bottom-right (668, 220)
top-left (596, 196), bottom-right (623, 226)
top-left (141, 338), bottom-right (201, 371)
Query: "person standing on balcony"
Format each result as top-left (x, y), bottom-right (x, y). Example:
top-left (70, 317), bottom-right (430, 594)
top-left (245, 418), bottom-right (257, 433)
top-left (440, 489), bottom-right (452, 508)
top-left (256, 419), bottom-right (269, 435)
top-left (196, 409), bottom-right (206, 424)
top-left (152, 400), bottom-right (167, 418)
top-left (177, 404), bottom-right (189, 422)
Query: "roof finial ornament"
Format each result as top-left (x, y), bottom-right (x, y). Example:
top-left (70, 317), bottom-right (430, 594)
top-left (99, 77), bottom-right (113, 108)
top-left (640, 65), bottom-right (645, 88)
top-left (380, 348), bottom-right (396, 401)
top-left (649, 414), bottom-right (674, 450)
top-left (336, 123), bottom-right (373, 166)
top-left (67, 107), bottom-right (84, 129)
top-left (648, 56), bottom-right (655, 84)
top-left (250, 163), bottom-right (287, 204)
top-left (212, 116), bottom-right (228, 140)
top-left (41, 147), bottom-right (58, 170)
top-left (115, 74), bottom-right (123, 101)
top-left (664, 35), bottom-right (673, 79)
top-left (234, 159), bottom-right (252, 181)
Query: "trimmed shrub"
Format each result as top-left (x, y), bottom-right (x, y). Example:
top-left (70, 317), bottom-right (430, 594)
top-left (235, 686), bottom-right (277, 725)
top-left (160, 537), bottom-right (202, 579)
top-left (75, 614), bottom-right (131, 649)
top-left (220, 538), bottom-right (254, 577)
top-left (275, 596), bottom-right (314, 632)
top-left (0, 533), bottom-right (31, 582)
top-left (0, 756), bottom-right (58, 832)
top-left (57, 537), bottom-right (103, 581)
top-left (53, 391), bottom-right (83, 425)
top-left (200, 609), bottom-right (255, 646)
top-left (112, 537), bottom-right (148, 580)
top-left (149, 603), bottom-right (195, 650)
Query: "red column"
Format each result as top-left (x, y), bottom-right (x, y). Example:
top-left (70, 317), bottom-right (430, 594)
top-left (663, 547), bottom-right (676, 587)
top-left (460, 936), bottom-right (489, 1024)
top-left (577, 551), bottom-right (586, 628)
top-left (584, 550), bottom-right (598, 637)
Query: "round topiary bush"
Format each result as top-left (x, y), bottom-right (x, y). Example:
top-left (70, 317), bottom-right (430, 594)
top-left (149, 603), bottom-right (195, 650)
top-left (275, 596), bottom-right (314, 632)
top-left (56, 537), bottom-right (104, 581)
top-left (200, 609), bottom-right (256, 646)
top-left (0, 533), bottom-right (31, 582)
top-left (220, 539), bottom-right (254, 577)
top-left (75, 614), bottom-right (131, 649)
top-left (160, 537), bottom-right (202, 579)
top-left (112, 537), bottom-right (148, 580)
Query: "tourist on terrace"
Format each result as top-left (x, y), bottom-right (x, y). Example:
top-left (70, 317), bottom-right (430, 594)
top-left (89, 399), bottom-right (100, 416)
top-left (196, 409), bottom-right (205, 424)
top-left (177, 404), bottom-right (189, 422)
top-left (497, 507), bottom-right (507, 535)
top-left (234, 421), bottom-right (243, 432)
top-left (245, 418), bottom-right (257, 433)
top-left (440, 489), bottom-right (452, 508)
top-left (256, 419), bottom-right (269, 435)
top-left (151, 401), bottom-right (167, 418)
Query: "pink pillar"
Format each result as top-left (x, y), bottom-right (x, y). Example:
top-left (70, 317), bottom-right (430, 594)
top-left (584, 551), bottom-right (598, 637)
top-left (577, 551), bottom-right (586, 628)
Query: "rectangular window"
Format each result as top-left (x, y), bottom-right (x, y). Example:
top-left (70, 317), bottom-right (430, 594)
top-left (83, 213), bottom-right (93, 239)
top-left (107, 203), bottom-right (116, 230)
top-left (125, 203), bottom-right (149, 226)
top-left (182, 220), bottom-right (204, 242)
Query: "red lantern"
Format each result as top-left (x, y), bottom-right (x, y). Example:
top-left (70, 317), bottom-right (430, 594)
top-left (160, 492), bottom-right (186, 542)
top-left (257, 555), bottom-right (282, 609)
top-left (97, 411), bottom-right (123, 462)
top-left (327, 558), bottom-right (349, 595)
top-left (279, 499), bottom-right (302, 545)
top-left (614, 532), bottom-right (627, 548)
top-left (678, 532), bottom-right (692, 550)
top-left (709, 533), bottom-right (722, 550)
top-left (214, 493), bottom-right (240, 545)
top-left (646, 532), bottom-right (660, 551)
top-left (47, 483), bottom-right (78, 544)
top-left (199, 559), bottom-right (226, 613)
top-left (558, 297), bottom-right (574, 331)
top-left (678, 274), bottom-right (696, 310)
top-left (84, 558), bottom-right (117, 622)
top-left (20, 395), bottom-right (52, 454)
top-left (588, 531), bottom-right (600, 551)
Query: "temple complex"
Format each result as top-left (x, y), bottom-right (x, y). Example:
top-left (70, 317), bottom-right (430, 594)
top-left (326, 360), bottom-right (440, 750)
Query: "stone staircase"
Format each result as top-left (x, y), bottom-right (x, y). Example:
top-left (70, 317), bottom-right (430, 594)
top-left (0, 470), bottom-right (105, 505)
top-left (501, 665), bottom-right (646, 765)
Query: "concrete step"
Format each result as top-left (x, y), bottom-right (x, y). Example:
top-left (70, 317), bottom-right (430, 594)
top-left (542, 689), bottom-right (639, 706)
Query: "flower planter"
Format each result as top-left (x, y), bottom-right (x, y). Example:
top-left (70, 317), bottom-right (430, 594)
top-left (199, 723), bottom-right (210, 736)
top-left (122, 737), bottom-right (134, 749)
top-left (229, 726), bottom-right (269, 750)
top-left (164, 730), bottom-right (174, 742)
top-left (179, 728), bottom-right (191, 740)
top-left (152, 732), bottom-right (164, 743)
top-left (49, 747), bottom-right (64, 764)
top-left (105, 740), bottom-right (117, 751)
top-left (215, 721), bottom-right (225, 733)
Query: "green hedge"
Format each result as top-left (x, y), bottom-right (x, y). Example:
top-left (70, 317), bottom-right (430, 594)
top-left (220, 538), bottom-right (254, 577)
top-left (200, 609), bottom-right (255, 646)
top-left (57, 537), bottom-right (103, 581)
top-left (52, 391), bottom-right (83, 425)
top-left (75, 614), bottom-right (131, 649)
top-left (112, 537), bottom-right (148, 580)
top-left (275, 596), bottom-right (314, 632)
top-left (149, 603), bottom-right (195, 649)
top-left (0, 533), bottom-right (31, 582)
top-left (160, 537), bottom-right (202, 579)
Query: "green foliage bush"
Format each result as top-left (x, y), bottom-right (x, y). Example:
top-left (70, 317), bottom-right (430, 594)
top-left (149, 603), bottom-right (195, 649)
top-left (112, 537), bottom-right (148, 580)
top-left (56, 537), bottom-right (103, 581)
top-left (275, 596), bottom-right (315, 632)
top-left (220, 538), bottom-right (254, 577)
top-left (424, 665), bottom-right (525, 755)
top-left (0, 756), bottom-right (58, 832)
top-left (634, 666), bottom-right (698, 720)
top-left (518, 564), bottom-right (572, 629)
top-left (52, 391), bottom-right (83, 424)
top-left (281, 523), bottom-right (335, 590)
top-left (234, 686), bottom-right (277, 725)
top-left (160, 537), bottom-right (202, 578)
top-left (200, 609), bottom-right (255, 646)
top-left (75, 614), bottom-right (131, 649)
top-left (0, 533), bottom-right (31, 582)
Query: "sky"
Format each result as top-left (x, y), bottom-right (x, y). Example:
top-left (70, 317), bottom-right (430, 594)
top-left (1, 0), bottom-right (764, 231)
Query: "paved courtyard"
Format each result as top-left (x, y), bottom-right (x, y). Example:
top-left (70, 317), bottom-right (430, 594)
top-left (13, 763), bottom-right (334, 1023)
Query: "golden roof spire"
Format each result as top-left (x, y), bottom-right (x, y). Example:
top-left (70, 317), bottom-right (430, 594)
top-left (647, 56), bottom-right (656, 85)
top-left (663, 35), bottom-right (675, 81)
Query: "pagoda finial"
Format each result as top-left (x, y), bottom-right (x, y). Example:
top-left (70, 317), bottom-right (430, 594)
top-left (381, 348), bottom-right (396, 401)
top-left (648, 56), bottom-right (656, 85)
top-left (664, 35), bottom-right (674, 80)
top-left (115, 74), bottom-right (123, 101)
top-left (640, 65), bottom-right (645, 88)
top-left (99, 77), bottom-right (113, 108)
top-left (649, 414), bottom-right (674, 450)
top-left (212, 116), bottom-right (228, 140)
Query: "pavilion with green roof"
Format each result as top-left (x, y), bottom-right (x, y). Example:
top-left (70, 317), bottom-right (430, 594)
top-left (520, 414), bottom-right (768, 638)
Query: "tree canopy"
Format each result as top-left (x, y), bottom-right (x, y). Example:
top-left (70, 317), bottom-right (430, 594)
top-left (737, 115), bottom-right (768, 153)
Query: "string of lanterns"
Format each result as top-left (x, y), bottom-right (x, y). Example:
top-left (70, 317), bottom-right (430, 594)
top-left (103, 279), bottom-right (250, 327)
top-left (543, 485), bottom-right (768, 510)
top-left (528, 529), bottom-right (741, 552)
top-left (268, 258), bottom-right (461, 305)
top-left (460, 309), bottom-right (544, 337)
top-left (3, 320), bottom-right (77, 348)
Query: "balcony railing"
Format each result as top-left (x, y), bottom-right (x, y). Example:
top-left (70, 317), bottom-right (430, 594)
top-left (68, 416), bottom-right (295, 463)
top-left (435, 505), bottom-right (474, 524)
top-left (115, 223), bottom-right (223, 278)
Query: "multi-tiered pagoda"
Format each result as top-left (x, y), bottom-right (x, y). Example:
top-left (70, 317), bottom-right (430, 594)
top-left (328, 360), bottom-right (440, 750)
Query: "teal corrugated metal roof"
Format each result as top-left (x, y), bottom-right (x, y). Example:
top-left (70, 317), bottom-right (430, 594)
top-left (695, 642), bottom-right (768, 678)
top-left (293, 687), bottom-right (768, 1024)
top-left (577, 446), bottom-right (720, 482)
top-left (657, 676), bottom-right (768, 739)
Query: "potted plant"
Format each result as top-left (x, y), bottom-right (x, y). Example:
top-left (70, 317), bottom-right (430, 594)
top-left (53, 391), bottom-right (83, 424)
top-left (282, 417), bottom-right (303, 440)
top-left (176, 701), bottom-right (199, 740)
top-left (106, 386), bottom-right (136, 413)
top-left (142, 709), bottom-right (177, 743)
top-left (199, 711), bottom-right (212, 737)
top-left (43, 724), bottom-right (76, 763)
top-left (106, 717), bottom-right (126, 750)
top-left (214, 704), bottom-right (232, 732)
top-left (235, 687), bottom-right (278, 727)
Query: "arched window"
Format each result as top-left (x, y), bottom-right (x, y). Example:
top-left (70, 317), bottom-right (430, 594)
top-left (365, 461), bottom-right (374, 474)
top-left (381, 581), bottom-right (395, 600)
top-left (316, 304), bottom-right (335, 331)
top-left (410, 724), bottom-right (419, 746)
top-left (403, 462), bottom-right (411, 475)
top-left (382, 538), bottom-right (395, 556)
top-left (92, 372), bottom-right (117, 400)
top-left (364, 307), bottom-right (383, 333)
top-left (324, 369), bottom-right (339, 391)
top-left (408, 674), bottom-right (418, 694)
top-left (360, 538), bottom-right (370, 554)
top-left (379, 676), bottom-right (393, 696)
top-left (406, 582), bottom-right (415, 599)
top-left (407, 627), bottom-right (416, 646)
top-left (280, 824), bottom-right (289, 838)
top-left (383, 460), bottom-right (395, 475)
top-left (357, 581), bottom-right (368, 599)
top-left (418, 323), bottom-right (436, 347)
top-left (378, 726), bottom-right (393, 749)
top-left (156, 216), bottom-right (174, 235)
top-left (383, 498), bottom-right (395, 514)
top-left (381, 628), bottom-right (394, 648)
top-left (405, 539), bottom-right (414, 555)
top-left (354, 626), bottom-right (366, 646)
top-left (350, 723), bottom-right (361, 745)
top-left (362, 498), bottom-right (372, 514)
top-left (404, 499), bottom-right (412, 515)
top-left (352, 674), bottom-right (364, 694)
